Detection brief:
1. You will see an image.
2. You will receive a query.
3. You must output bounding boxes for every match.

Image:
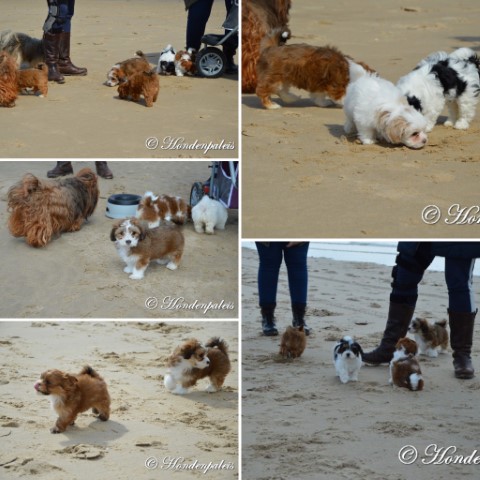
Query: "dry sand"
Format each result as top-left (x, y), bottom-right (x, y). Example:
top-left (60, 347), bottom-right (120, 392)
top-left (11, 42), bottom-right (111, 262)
top-left (1, 0), bottom-right (238, 158)
top-left (0, 161), bottom-right (238, 318)
top-left (242, 0), bottom-right (480, 238)
top-left (0, 321), bottom-right (238, 480)
top-left (242, 246), bottom-right (480, 480)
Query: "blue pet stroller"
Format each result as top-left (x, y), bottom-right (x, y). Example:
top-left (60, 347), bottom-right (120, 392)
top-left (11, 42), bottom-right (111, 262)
top-left (190, 161), bottom-right (239, 209)
top-left (195, 0), bottom-right (238, 78)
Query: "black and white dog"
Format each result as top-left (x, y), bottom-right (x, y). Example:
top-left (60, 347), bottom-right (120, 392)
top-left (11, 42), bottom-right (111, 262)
top-left (397, 47), bottom-right (480, 131)
top-left (333, 336), bottom-right (364, 384)
top-left (157, 44), bottom-right (176, 75)
top-left (0, 30), bottom-right (43, 68)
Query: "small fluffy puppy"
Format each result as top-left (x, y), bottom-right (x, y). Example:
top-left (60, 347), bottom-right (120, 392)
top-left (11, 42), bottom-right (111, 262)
top-left (136, 191), bottom-right (191, 228)
top-left (256, 28), bottom-right (375, 109)
top-left (0, 30), bottom-right (43, 68)
top-left (408, 317), bottom-right (449, 357)
top-left (333, 336), bottom-right (363, 383)
top-left (0, 50), bottom-right (18, 107)
top-left (34, 366), bottom-right (110, 433)
top-left (110, 217), bottom-right (184, 280)
top-left (389, 337), bottom-right (424, 391)
top-left (397, 48), bottom-right (480, 131)
top-left (191, 195), bottom-right (228, 234)
top-left (157, 44), bottom-right (176, 75)
top-left (7, 168), bottom-right (99, 247)
top-left (164, 337), bottom-right (231, 394)
top-left (174, 48), bottom-right (196, 76)
top-left (344, 74), bottom-right (428, 148)
top-left (279, 325), bottom-right (306, 359)
top-left (105, 50), bottom-right (151, 87)
top-left (117, 68), bottom-right (159, 107)
top-left (17, 63), bottom-right (49, 97)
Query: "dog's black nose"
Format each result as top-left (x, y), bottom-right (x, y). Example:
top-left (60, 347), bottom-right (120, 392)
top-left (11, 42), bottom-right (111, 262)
top-left (126, 240), bottom-right (131, 245)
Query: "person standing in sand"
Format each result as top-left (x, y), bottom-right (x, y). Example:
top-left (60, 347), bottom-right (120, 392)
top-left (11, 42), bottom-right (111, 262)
top-left (363, 242), bottom-right (480, 379)
top-left (47, 162), bottom-right (114, 179)
top-left (255, 242), bottom-right (310, 336)
top-left (43, 0), bottom-right (87, 83)
top-left (184, 0), bottom-right (238, 74)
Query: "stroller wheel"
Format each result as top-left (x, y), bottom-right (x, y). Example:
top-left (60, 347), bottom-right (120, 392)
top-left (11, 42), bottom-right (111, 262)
top-left (190, 182), bottom-right (205, 207)
top-left (196, 47), bottom-right (226, 78)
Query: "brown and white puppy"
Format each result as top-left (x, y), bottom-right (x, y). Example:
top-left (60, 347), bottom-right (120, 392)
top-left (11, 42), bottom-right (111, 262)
top-left (389, 337), bottom-right (424, 391)
top-left (164, 338), bottom-right (231, 394)
top-left (279, 325), bottom-right (306, 359)
top-left (136, 191), bottom-right (191, 227)
top-left (105, 50), bottom-right (151, 86)
top-left (34, 366), bottom-right (111, 433)
top-left (117, 68), bottom-right (159, 107)
top-left (408, 317), bottom-right (449, 357)
top-left (0, 50), bottom-right (18, 107)
top-left (7, 168), bottom-right (99, 247)
top-left (17, 63), bottom-right (48, 97)
top-left (174, 48), bottom-right (196, 76)
top-left (256, 28), bottom-right (375, 109)
top-left (110, 217), bottom-right (184, 279)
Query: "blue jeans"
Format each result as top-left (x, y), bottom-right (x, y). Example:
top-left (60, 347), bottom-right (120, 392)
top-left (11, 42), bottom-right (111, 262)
top-left (45, 0), bottom-right (75, 33)
top-left (256, 242), bottom-right (309, 307)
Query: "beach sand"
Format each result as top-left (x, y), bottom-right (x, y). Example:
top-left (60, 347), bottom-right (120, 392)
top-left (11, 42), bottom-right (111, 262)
top-left (0, 321), bottom-right (238, 480)
top-left (1, 0), bottom-right (238, 158)
top-left (0, 161), bottom-right (238, 318)
top-left (241, 246), bottom-right (480, 479)
top-left (242, 0), bottom-right (480, 238)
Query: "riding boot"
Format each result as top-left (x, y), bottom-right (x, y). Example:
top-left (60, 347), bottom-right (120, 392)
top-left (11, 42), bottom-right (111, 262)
top-left (43, 32), bottom-right (65, 84)
top-left (292, 303), bottom-right (311, 336)
top-left (362, 302), bottom-right (416, 364)
top-left (95, 162), bottom-right (114, 179)
top-left (47, 162), bottom-right (73, 178)
top-left (57, 32), bottom-right (87, 76)
top-left (261, 304), bottom-right (278, 336)
top-left (449, 309), bottom-right (476, 379)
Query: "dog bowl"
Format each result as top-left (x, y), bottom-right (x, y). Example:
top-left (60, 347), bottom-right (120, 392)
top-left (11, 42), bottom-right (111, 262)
top-left (106, 193), bottom-right (142, 219)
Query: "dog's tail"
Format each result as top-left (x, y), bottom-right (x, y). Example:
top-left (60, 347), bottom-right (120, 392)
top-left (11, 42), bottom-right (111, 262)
top-left (80, 365), bottom-right (102, 378)
top-left (407, 373), bottom-right (424, 391)
top-left (346, 58), bottom-right (377, 84)
top-left (449, 47), bottom-right (480, 72)
top-left (260, 27), bottom-right (291, 52)
top-left (135, 50), bottom-right (145, 58)
top-left (435, 319), bottom-right (447, 329)
top-left (205, 337), bottom-right (229, 356)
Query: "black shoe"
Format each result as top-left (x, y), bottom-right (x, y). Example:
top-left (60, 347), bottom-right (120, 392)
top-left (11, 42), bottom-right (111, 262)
top-left (261, 304), bottom-right (278, 336)
top-left (47, 162), bottom-right (73, 178)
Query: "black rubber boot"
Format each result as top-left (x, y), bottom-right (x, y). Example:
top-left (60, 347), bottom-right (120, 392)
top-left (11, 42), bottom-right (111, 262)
top-left (362, 302), bottom-right (415, 364)
top-left (449, 309), bottom-right (476, 379)
top-left (47, 162), bottom-right (73, 178)
top-left (292, 303), bottom-right (311, 336)
top-left (43, 32), bottom-right (65, 84)
top-left (261, 304), bottom-right (278, 336)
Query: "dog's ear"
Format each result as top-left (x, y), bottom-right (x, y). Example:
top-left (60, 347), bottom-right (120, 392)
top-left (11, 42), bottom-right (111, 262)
top-left (110, 220), bottom-right (122, 241)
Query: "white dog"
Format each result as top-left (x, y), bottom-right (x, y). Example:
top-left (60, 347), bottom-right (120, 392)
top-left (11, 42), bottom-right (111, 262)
top-left (344, 74), bottom-right (428, 148)
top-left (191, 195), bottom-right (228, 234)
top-left (157, 44), bottom-right (176, 75)
top-left (397, 48), bottom-right (480, 131)
top-left (333, 336), bottom-right (364, 384)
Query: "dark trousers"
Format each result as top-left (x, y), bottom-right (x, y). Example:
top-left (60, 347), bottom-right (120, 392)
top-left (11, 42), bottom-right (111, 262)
top-left (45, 0), bottom-right (75, 33)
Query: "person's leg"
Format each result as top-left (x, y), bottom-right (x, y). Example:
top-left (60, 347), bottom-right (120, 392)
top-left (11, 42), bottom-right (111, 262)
top-left (363, 244), bottom-right (435, 364)
top-left (186, 0), bottom-right (215, 51)
top-left (47, 161), bottom-right (73, 178)
top-left (43, 0), bottom-right (65, 83)
top-left (445, 257), bottom-right (476, 379)
top-left (283, 243), bottom-right (310, 335)
top-left (256, 242), bottom-right (284, 336)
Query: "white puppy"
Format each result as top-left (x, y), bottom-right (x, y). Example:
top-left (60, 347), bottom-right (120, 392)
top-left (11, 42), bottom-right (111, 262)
top-left (333, 336), bottom-right (363, 384)
top-left (191, 195), bottom-right (228, 234)
top-left (344, 74), bottom-right (428, 148)
top-left (397, 48), bottom-right (480, 131)
top-left (157, 44), bottom-right (176, 75)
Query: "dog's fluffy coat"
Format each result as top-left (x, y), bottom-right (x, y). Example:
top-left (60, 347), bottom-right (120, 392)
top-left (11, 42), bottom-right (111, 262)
top-left (0, 50), bottom-right (18, 107)
top-left (105, 50), bottom-right (151, 87)
top-left (7, 168), bottom-right (99, 247)
top-left (279, 325), bottom-right (306, 359)
top-left (333, 336), bottom-right (363, 383)
top-left (389, 337), bottom-right (424, 391)
top-left (191, 195), bottom-right (228, 234)
top-left (117, 69), bottom-right (159, 107)
top-left (408, 317), bottom-right (449, 357)
top-left (17, 63), bottom-right (48, 97)
top-left (0, 30), bottom-right (43, 68)
top-left (136, 192), bottom-right (191, 228)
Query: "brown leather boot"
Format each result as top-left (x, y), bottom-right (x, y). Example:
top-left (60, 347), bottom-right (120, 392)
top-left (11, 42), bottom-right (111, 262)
top-left (95, 162), bottom-right (113, 179)
top-left (57, 32), bottom-right (87, 76)
top-left (449, 309), bottom-right (476, 379)
top-left (43, 32), bottom-right (65, 84)
top-left (362, 302), bottom-right (415, 364)
top-left (47, 162), bottom-right (73, 178)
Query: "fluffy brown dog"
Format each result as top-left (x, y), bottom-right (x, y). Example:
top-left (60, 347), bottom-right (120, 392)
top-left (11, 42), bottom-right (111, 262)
top-left (389, 338), bottom-right (424, 391)
top-left (117, 69), bottom-right (159, 107)
top-left (136, 192), bottom-right (191, 227)
top-left (34, 366), bottom-right (111, 433)
top-left (164, 338), bottom-right (231, 394)
top-left (17, 63), bottom-right (48, 97)
top-left (110, 218), bottom-right (184, 279)
top-left (279, 325), bottom-right (306, 358)
top-left (242, 0), bottom-right (291, 93)
top-left (256, 29), bottom-right (375, 109)
top-left (7, 168), bottom-right (99, 247)
top-left (105, 50), bottom-right (151, 86)
top-left (0, 50), bottom-right (18, 107)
